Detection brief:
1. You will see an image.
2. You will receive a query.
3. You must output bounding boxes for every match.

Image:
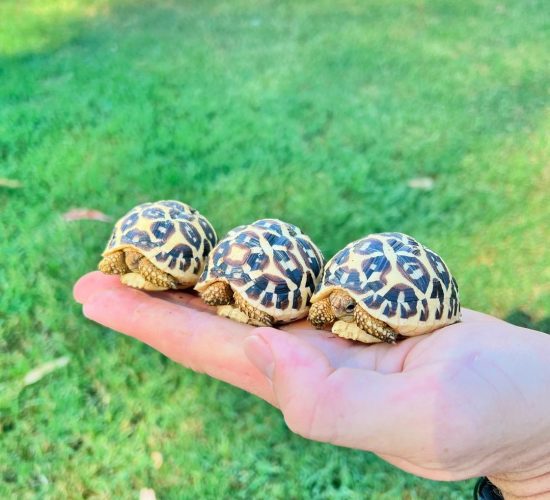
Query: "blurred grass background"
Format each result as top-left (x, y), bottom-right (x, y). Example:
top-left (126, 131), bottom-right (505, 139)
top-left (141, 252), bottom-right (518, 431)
top-left (1, 0), bottom-right (549, 497)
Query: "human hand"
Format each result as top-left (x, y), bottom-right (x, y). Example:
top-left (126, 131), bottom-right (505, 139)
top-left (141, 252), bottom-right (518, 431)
top-left (74, 272), bottom-right (550, 498)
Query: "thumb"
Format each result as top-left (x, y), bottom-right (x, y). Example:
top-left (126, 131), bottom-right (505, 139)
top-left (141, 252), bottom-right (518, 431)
top-left (244, 328), bottom-right (335, 442)
top-left (244, 328), bottom-right (423, 455)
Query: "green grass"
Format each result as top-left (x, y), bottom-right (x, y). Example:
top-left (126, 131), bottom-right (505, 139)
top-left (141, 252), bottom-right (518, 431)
top-left (1, 0), bottom-right (549, 497)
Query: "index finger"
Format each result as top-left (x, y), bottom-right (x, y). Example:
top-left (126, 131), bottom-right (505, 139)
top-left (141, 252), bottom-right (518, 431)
top-left (75, 273), bottom-right (276, 404)
top-left (74, 271), bottom-right (215, 313)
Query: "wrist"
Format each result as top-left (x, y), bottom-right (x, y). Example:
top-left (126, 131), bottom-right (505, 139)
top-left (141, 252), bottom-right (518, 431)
top-left (488, 469), bottom-right (550, 499)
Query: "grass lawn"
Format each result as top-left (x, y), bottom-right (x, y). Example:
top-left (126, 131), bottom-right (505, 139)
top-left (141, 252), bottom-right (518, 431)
top-left (1, 0), bottom-right (549, 497)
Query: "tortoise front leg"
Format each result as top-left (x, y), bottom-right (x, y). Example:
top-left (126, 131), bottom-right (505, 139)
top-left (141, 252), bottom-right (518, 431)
top-left (308, 298), bottom-right (336, 329)
top-left (120, 259), bottom-right (178, 290)
top-left (200, 281), bottom-right (234, 306)
top-left (354, 308), bottom-right (398, 344)
top-left (124, 250), bottom-right (144, 272)
top-left (98, 250), bottom-right (129, 275)
top-left (332, 320), bottom-right (382, 344)
top-left (233, 292), bottom-right (274, 327)
top-left (217, 305), bottom-right (252, 325)
top-left (137, 258), bottom-right (178, 290)
top-left (217, 292), bottom-right (273, 327)
top-left (120, 272), bottom-right (170, 291)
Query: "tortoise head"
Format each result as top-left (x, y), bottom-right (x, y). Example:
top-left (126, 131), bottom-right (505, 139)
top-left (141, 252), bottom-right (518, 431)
top-left (329, 289), bottom-right (357, 321)
top-left (308, 289), bottom-right (357, 329)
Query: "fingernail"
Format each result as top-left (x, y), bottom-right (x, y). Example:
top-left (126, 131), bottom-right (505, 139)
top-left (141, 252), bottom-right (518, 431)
top-left (245, 335), bottom-right (275, 380)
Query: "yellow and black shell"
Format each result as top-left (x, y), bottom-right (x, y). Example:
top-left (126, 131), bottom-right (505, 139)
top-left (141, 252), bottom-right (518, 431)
top-left (312, 232), bottom-right (460, 335)
top-left (195, 219), bottom-right (325, 323)
top-left (102, 200), bottom-right (217, 286)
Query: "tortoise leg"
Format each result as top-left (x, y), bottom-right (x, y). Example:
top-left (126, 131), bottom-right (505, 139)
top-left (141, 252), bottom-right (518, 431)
top-left (98, 250), bottom-right (129, 275)
top-left (217, 305), bottom-right (251, 325)
top-left (124, 250), bottom-right (144, 272)
top-left (137, 258), bottom-right (178, 290)
top-left (200, 281), bottom-right (233, 306)
top-left (121, 273), bottom-right (170, 291)
top-left (308, 298), bottom-right (335, 329)
top-left (332, 320), bottom-right (382, 344)
top-left (354, 308), bottom-right (398, 344)
top-left (233, 292), bottom-right (274, 327)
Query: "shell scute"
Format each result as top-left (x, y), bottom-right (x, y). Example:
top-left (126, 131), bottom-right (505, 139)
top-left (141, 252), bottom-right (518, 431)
top-left (121, 212), bottom-right (140, 232)
top-left (103, 200), bottom-right (217, 286)
top-left (178, 221), bottom-right (203, 250)
top-left (314, 232), bottom-right (460, 335)
top-left (198, 217), bottom-right (218, 248)
top-left (196, 219), bottom-right (324, 323)
top-left (121, 227), bottom-right (161, 251)
top-left (155, 243), bottom-right (195, 272)
top-left (141, 206), bottom-right (165, 220)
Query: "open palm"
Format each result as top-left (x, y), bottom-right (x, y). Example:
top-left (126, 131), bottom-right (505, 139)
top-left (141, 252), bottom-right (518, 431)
top-left (74, 272), bottom-right (550, 486)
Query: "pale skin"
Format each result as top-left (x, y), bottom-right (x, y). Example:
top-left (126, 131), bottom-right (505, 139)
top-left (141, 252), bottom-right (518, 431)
top-left (74, 271), bottom-right (550, 499)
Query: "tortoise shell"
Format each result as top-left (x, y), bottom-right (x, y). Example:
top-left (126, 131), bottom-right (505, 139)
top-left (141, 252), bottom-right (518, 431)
top-left (103, 200), bottom-right (217, 286)
top-left (195, 219), bottom-right (324, 323)
top-left (312, 232), bottom-right (460, 335)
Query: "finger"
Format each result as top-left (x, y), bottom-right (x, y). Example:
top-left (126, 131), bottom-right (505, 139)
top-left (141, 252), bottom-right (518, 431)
top-left (82, 286), bottom-right (276, 405)
top-left (246, 328), bottom-right (430, 456)
top-left (244, 329), bottom-right (333, 429)
top-left (461, 308), bottom-right (501, 323)
top-left (74, 271), bottom-right (216, 314)
top-left (283, 321), bottom-right (426, 375)
top-left (151, 290), bottom-right (217, 314)
top-left (74, 271), bottom-right (124, 303)
top-left (281, 319), bottom-right (316, 332)
top-left (280, 321), bottom-right (358, 367)
top-left (281, 326), bottom-right (358, 362)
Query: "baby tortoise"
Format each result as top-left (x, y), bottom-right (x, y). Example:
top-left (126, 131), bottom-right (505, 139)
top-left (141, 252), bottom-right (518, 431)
top-left (98, 200), bottom-right (217, 291)
top-left (195, 218), bottom-right (324, 326)
top-left (309, 232), bottom-right (460, 343)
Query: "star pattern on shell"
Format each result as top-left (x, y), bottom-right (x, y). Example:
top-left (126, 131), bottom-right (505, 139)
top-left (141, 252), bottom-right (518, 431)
top-left (315, 232), bottom-right (460, 335)
top-left (196, 219), bottom-right (324, 323)
top-left (103, 200), bottom-right (217, 285)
